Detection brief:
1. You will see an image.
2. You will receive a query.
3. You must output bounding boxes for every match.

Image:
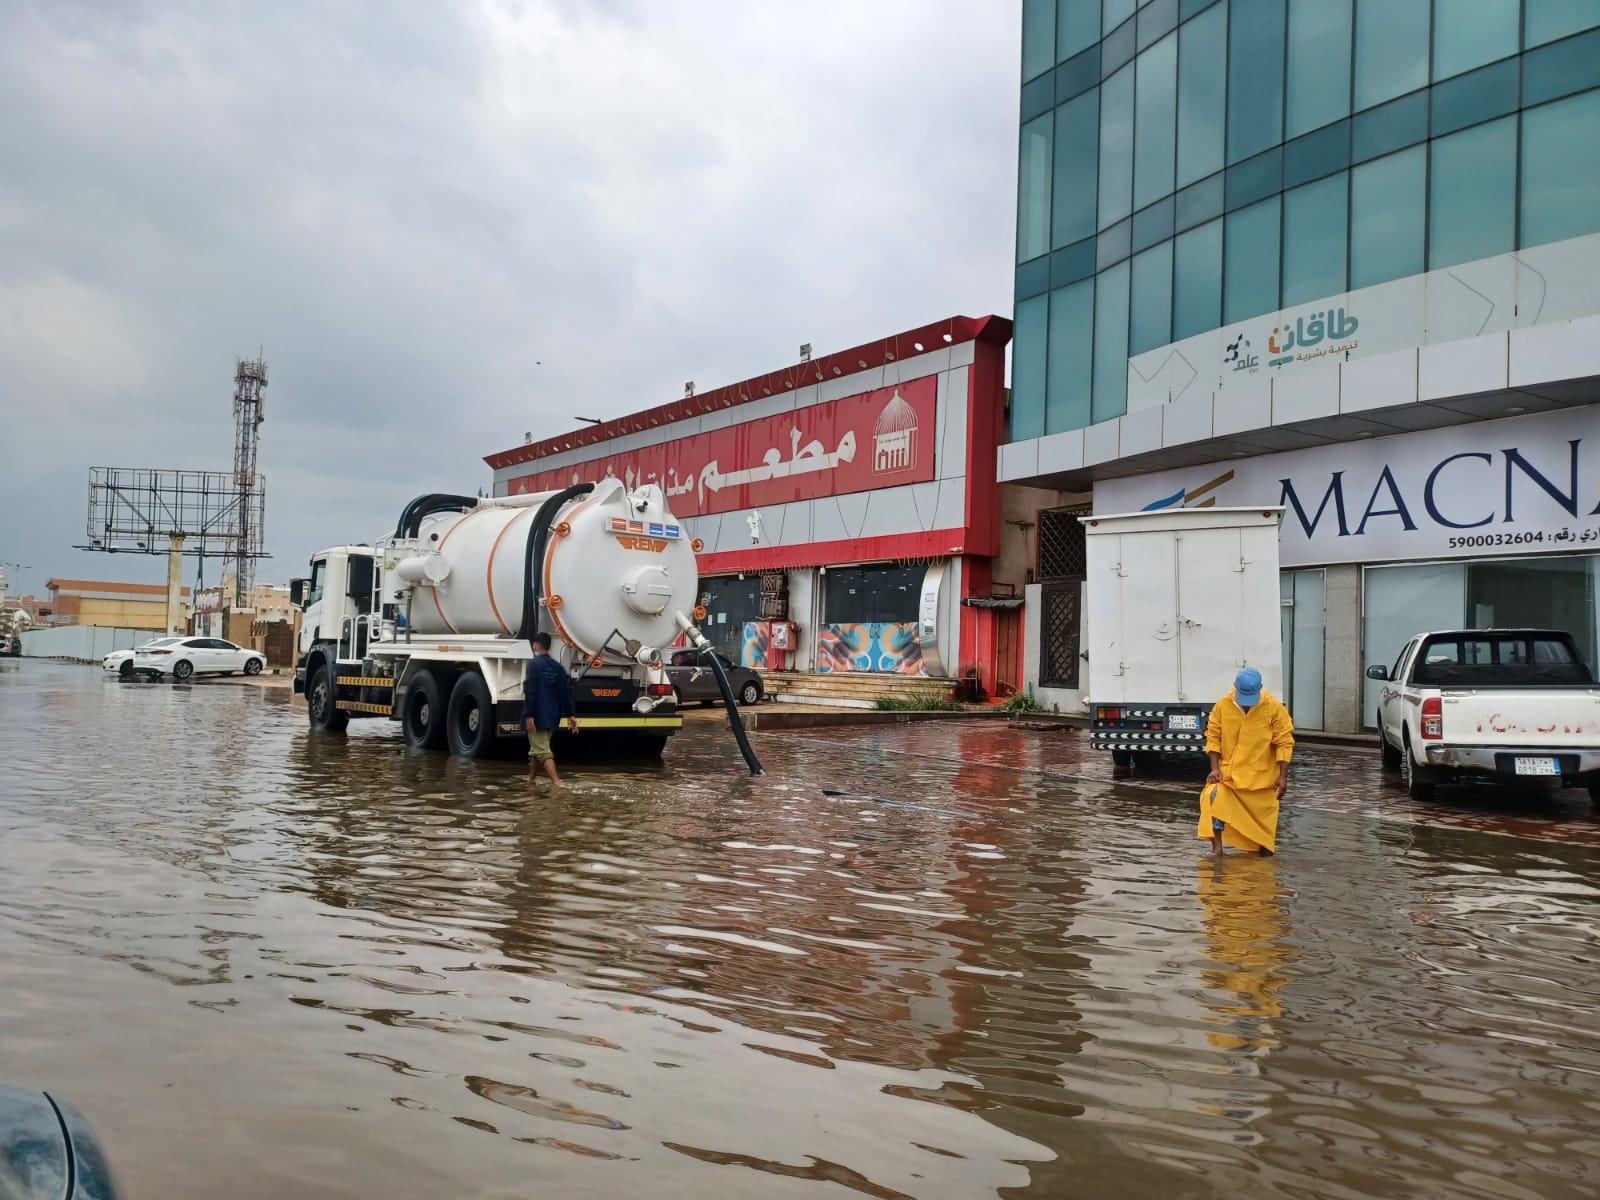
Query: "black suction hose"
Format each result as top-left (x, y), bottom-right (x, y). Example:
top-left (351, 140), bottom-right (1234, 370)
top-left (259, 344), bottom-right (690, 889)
top-left (394, 493), bottom-right (480, 540)
top-left (517, 483), bottom-right (594, 640)
top-left (703, 651), bottom-right (764, 776)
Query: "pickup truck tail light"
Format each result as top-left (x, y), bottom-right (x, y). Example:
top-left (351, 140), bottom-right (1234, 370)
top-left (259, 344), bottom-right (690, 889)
top-left (1420, 697), bottom-right (1443, 740)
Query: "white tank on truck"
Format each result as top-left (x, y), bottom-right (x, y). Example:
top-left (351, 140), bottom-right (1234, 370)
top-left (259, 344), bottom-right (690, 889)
top-left (1081, 506), bottom-right (1284, 767)
top-left (292, 478), bottom-right (762, 770)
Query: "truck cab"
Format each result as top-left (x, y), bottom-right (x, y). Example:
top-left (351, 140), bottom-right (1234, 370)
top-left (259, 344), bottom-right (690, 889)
top-left (294, 546), bottom-right (376, 662)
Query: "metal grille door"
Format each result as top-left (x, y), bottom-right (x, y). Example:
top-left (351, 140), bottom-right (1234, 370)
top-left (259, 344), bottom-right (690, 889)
top-left (1039, 579), bottom-right (1081, 689)
top-left (1037, 506), bottom-right (1089, 581)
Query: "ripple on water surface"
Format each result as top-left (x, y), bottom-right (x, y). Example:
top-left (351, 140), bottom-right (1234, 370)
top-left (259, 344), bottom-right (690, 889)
top-left (1, 661), bottom-right (1598, 1200)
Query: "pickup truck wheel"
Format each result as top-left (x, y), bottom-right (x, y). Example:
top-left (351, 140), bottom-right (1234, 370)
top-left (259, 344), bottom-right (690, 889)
top-left (1379, 722), bottom-right (1402, 769)
top-left (446, 671), bottom-right (497, 760)
top-left (1401, 736), bottom-right (1435, 800)
top-left (403, 669), bottom-right (448, 750)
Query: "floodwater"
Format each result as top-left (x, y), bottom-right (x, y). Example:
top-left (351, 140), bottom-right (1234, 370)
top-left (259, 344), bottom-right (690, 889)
top-left (2, 661), bottom-right (1598, 1200)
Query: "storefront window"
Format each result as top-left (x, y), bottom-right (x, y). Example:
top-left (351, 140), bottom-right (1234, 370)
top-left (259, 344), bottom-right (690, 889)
top-left (823, 565), bottom-right (924, 626)
top-left (1362, 556), bottom-right (1600, 727)
top-left (699, 575), bottom-right (764, 664)
top-left (1280, 569), bottom-right (1325, 730)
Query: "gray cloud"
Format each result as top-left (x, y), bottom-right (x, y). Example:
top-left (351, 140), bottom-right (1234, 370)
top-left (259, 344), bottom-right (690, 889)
top-left (0, 0), bottom-right (1018, 597)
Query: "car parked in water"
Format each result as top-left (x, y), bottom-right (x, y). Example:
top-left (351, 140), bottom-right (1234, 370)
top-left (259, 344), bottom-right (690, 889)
top-left (132, 636), bottom-right (267, 682)
top-left (667, 649), bottom-right (763, 706)
top-left (104, 637), bottom-right (183, 678)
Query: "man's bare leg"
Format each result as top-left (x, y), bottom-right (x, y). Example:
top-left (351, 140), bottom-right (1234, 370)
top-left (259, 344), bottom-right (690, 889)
top-left (542, 757), bottom-right (562, 789)
top-left (1211, 827), bottom-right (1225, 857)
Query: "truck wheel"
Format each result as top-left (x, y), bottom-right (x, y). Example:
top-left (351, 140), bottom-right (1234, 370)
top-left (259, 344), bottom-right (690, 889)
top-left (446, 671), bottom-right (497, 759)
top-left (1111, 749), bottom-right (1134, 768)
top-left (403, 669), bottom-right (447, 749)
top-left (1401, 735), bottom-right (1435, 801)
top-left (307, 665), bottom-right (349, 733)
top-left (1379, 721), bottom-right (1402, 769)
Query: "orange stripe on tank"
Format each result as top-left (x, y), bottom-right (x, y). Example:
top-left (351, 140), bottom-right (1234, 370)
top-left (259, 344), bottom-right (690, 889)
top-left (484, 508), bottom-right (524, 635)
top-left (429, 508), bottom-right (479, 635)
top-left (543, 491), bottom-right (600, 655)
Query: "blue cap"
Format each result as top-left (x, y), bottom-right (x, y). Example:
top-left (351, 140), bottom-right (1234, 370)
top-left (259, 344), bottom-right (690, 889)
top-left (1234, 667), bottom-right (1262, 706)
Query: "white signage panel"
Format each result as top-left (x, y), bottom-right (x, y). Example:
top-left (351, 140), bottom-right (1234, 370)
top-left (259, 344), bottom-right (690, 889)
top-left (1126, 232), bottom-right (1600, 412)
top-left (1094, 408), bottom-right (1600, 567)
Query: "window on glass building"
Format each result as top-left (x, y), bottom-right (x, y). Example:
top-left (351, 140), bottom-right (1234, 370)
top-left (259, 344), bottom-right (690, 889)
top-left (1349, 146), bottom-right (1425, 289)
top-left (1429, 116), bottom-right (1516, 270)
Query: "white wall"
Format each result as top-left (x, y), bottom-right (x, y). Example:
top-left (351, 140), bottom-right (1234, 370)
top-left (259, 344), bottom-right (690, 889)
top-left (23, 625), bottom-right (163, 661)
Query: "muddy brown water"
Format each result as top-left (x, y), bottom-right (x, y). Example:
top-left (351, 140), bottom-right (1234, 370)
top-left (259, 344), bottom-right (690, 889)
top-left (2, 660), bottom-right (1597, 1199)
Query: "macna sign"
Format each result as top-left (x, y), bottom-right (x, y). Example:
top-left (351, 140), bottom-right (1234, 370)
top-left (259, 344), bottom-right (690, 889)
top-left (1094, 408), bottom-right (1600, 568)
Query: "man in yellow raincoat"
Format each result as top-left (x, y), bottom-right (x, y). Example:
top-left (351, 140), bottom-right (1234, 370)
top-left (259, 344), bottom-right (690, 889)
top-left (1197, 667), bottom-right (1293, 856)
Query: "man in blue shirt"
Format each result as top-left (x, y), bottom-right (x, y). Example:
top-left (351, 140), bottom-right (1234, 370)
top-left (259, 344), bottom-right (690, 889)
top-left (523, 632), bottom-right (578, 787)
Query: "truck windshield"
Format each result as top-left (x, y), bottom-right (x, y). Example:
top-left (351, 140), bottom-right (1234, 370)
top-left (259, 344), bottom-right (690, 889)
top-left (1412, 635), bottom-right (1593, 686)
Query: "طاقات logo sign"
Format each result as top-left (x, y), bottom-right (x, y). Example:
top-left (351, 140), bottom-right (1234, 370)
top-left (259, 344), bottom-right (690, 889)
top-left (1141, 469), bottom-right (1236, 512)
top-left (1267, 305), bottom-right (1359, 367)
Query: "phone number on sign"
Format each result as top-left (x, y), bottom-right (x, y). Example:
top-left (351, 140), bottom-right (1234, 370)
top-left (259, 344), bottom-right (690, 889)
top-left (1448, 527), bottom-right (1600, 549)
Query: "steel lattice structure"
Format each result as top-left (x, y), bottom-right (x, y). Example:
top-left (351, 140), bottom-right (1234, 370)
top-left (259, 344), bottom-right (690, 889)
top-left (83, 467), bottom-right (267, 552)
top-left (227, 358), bottom-right (268, 602)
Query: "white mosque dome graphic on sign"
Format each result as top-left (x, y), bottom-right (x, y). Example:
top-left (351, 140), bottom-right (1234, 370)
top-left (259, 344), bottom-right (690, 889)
top-left (872, 390), bottom-right (918, 474)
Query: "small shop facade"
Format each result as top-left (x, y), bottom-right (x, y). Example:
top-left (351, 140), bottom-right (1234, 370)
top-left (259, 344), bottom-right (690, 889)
top-left (1094, 405), bottom-right (1600, 734)
top-left (484, 316), bottom-right (1021, 692)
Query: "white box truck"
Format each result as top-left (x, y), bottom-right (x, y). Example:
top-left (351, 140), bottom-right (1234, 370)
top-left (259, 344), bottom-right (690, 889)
top-left (1080, 506), bottom-right (1284, 765)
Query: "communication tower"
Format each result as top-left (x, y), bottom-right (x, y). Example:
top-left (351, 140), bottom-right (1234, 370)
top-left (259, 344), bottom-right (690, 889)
top-left (228, 357), bottom-right (268, 604)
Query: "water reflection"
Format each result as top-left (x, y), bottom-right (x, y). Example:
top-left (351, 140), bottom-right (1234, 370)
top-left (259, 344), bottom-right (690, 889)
top-left (1195, 857), bottom-right (1297, 1055)
top-left (2, 665), bottom-right (1598, 1200)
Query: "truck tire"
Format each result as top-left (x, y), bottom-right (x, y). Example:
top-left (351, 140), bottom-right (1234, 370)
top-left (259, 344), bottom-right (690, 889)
top-left (1379, 719), bottom-right (1402, 769)
top-left (446, 671), bottom-right (497, 759)
top-left (1401, 733), bottom-right (1435, 801)
top-left (403, 669), bottom-right (447, 750)
top-left (307, 664), bottom-right (349, 734)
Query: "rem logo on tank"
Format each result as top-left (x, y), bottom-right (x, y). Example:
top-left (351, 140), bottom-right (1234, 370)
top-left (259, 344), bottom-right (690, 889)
top-left (872, 390), bottom-right (919, 474)
top-left (1266, 306), bottom-right (1359, 367)
top-left (590, 688), bottom-right (621, 697)
top-left (616, 536), bottom-right (669, 553)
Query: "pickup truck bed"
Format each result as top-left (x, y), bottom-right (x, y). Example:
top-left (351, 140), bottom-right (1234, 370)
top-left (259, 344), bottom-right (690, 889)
top-left (1370, 629), bottom-right (1600, 804)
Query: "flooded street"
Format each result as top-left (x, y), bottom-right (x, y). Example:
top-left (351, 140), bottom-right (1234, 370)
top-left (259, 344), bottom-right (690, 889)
top-left (3, 661), bottom-right (1598, 1200)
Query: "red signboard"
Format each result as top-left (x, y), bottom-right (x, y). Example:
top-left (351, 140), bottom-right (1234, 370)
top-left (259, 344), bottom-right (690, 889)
top-left (506, 376), bottom-right (938, 517)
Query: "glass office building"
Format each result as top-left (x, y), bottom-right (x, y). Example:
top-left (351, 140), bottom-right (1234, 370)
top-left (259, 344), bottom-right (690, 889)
top-left (1005, 0), bottom-right (1600, 731)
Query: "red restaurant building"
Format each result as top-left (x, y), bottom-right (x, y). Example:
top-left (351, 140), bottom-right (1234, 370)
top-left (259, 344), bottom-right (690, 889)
top-left (484, 316), bottom-right (1024, 694)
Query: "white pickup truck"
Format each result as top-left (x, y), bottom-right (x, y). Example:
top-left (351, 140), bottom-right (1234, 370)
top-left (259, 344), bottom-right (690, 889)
top-left (1368, 629), bottom-right (1600, 804)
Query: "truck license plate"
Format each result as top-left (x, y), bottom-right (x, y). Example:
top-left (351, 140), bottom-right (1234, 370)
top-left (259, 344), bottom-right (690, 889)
top-left (1514, 757), bottom-right (1559, 776)
top-left (1168, 713), bottom-right (1198, 730)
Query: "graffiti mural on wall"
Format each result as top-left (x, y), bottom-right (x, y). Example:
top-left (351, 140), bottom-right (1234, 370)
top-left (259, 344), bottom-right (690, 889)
top-left (740, 621), bottom-right (769, 670)
top-left (816, 623), bottom-right (926, 675)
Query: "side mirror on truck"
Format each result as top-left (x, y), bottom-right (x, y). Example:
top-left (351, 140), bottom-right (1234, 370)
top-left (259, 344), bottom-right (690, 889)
top-left (1365, 665), bottom-right (1388, 680)
top-left (289, 578), bottom-right (306, 608)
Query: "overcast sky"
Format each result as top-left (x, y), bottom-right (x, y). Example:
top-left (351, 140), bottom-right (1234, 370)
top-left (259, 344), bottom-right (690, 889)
top-left (0, 1), bottom-right (1019, 597)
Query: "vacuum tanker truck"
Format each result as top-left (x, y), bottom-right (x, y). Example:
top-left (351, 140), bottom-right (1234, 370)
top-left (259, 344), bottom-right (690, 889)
top-left (293, 479), bottom-right (749, 763)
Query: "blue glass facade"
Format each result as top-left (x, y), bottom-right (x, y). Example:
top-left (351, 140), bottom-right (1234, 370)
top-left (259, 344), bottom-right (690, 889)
top-left (1012, 0), bottom-right (1600, 441)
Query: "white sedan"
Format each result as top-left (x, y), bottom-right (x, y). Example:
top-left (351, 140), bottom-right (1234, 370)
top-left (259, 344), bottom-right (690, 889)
top-left (132, 636), bottom-right (267, 682)
top-left (104, 637), bottom-right (183, 678)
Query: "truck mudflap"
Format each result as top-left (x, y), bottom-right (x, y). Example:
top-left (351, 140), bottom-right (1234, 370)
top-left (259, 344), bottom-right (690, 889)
top-left (1090, 703), bottom-right (1211, 752)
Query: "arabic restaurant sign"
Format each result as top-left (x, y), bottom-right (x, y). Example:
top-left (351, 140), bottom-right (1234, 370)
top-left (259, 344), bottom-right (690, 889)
top-left (1093, 407), bottom-right (1600, 568)
top-left (506, 376), bottom-right (938, 518)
